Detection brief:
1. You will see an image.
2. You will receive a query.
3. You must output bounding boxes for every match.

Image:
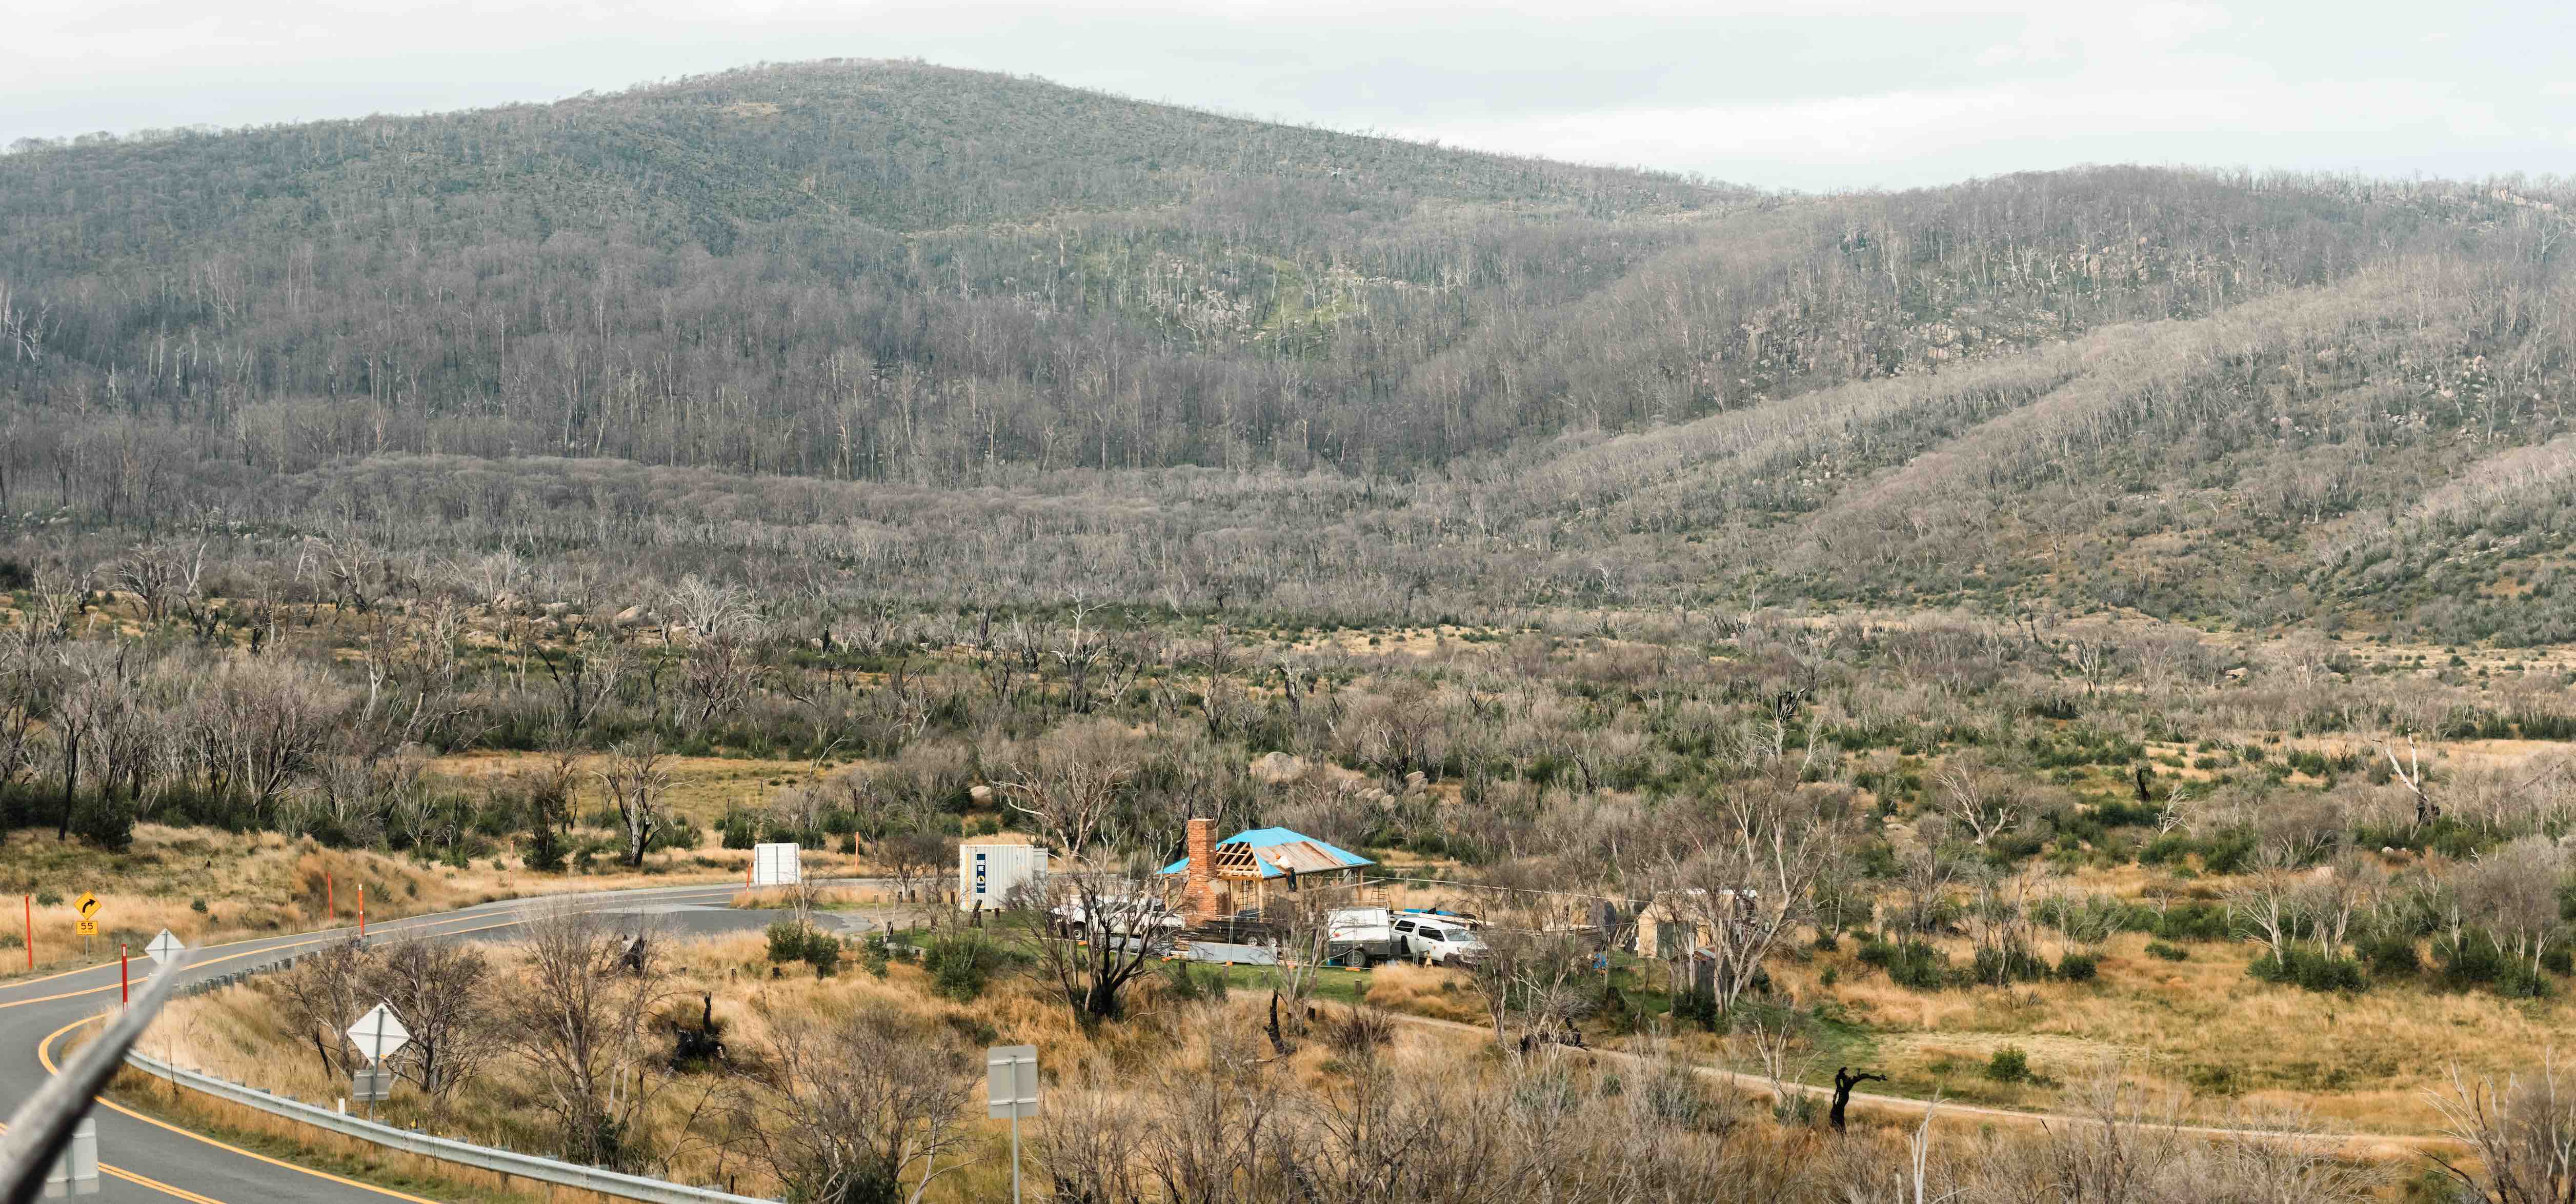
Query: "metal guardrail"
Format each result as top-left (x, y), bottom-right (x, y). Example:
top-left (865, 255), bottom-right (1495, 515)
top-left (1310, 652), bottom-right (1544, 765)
top-left (128, 938), bottom-right (776, 1204)
top-left (122, 1048), bottom-right (775, 1204)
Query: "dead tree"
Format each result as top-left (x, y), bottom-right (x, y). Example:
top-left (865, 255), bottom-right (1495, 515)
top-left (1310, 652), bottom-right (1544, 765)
top-left (596, 740), bottom-right (669, 868)
top-left (1832, 1067), bottom-right (1887, 1132)
top-left (2383, 735), bottom-right (2439, 827)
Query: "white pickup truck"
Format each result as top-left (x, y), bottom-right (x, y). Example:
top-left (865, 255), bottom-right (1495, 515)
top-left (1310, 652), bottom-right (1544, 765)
top-left (1326, 907), bottom-right (1489, 967)
top-left (1393, 914), bottom-right (1488, 966)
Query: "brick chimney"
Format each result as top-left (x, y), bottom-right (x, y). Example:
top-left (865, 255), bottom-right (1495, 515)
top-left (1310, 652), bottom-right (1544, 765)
top-left (1182, 817), bottom-right (1222, 924)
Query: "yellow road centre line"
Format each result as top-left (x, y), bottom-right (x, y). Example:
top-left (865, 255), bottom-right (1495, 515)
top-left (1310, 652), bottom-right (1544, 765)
top-left (41, 1015), bottom-right (441, 1204)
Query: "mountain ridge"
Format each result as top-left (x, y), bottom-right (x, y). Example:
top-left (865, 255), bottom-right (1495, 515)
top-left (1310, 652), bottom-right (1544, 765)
top-left (2, 61), bottom-right (2573, 638)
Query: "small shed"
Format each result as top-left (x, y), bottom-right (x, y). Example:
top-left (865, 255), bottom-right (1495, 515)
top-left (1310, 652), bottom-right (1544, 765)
top-left (1634, 888), bottom-right (1757, 959)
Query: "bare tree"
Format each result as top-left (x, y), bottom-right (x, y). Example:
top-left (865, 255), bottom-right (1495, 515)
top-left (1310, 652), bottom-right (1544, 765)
top-left (998, 719), bottom-right (1168, 1024)
top-left (2427, 1054), bottom-right (2576, 1204)
top-left (1463, 902), bottom-right (1593, 1045)
top-left (2300, 854), bottom-right (2382, 958)
top-left (2382, 734), bottom-right (2440, 828)
top-left (363, 936), bottom-right (501, 1106)
top-left (879, 828), bottom-right (956, 905)
top-left (2459, 835), bottom-right (2570, 978)
top-left (1734, 1009), bottom-right (1819, 1122)
top-left (748, 1009), bottom-right (981, 1204)
top-left (1934, 753), bottom-right (2024, 847)
top-left (662, 575), bottom-right (757, 640)
top-left (2225, 850), bottom-right (2302, 967)
top-left (506, 905), bottom-right (677, 1171)
top-left (199, 656), bottom-right (349, 827)
top-left (1676, 769), bottom-right (1846, 1013)
top-left (595, 739), bottom-right (670, 867)
top-left (263, 940), bottom-right (368, 1082)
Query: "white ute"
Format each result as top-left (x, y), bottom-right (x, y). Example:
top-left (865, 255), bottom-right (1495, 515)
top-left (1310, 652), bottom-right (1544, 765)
top-left (1393, 915), bottom-right (1488, 966)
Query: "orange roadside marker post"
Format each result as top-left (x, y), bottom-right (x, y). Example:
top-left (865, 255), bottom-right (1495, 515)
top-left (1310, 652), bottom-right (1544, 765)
top-left (327, 872), bottom-right (334, 919)
top-left (357, 884), bottom-right (366, 940)
top-left (120, 944), bottom-right (129, 1004)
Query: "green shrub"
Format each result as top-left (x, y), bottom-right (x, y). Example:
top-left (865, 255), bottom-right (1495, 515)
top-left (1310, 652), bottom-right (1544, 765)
top-left (2435, 930), bottom-right (2509, 989)
top-left (2056, 952), bottom-right (2099, 982)
top-left (767, 920), bottom-right (815, 963)
top-left (2249, 948), bottom-right (2365, 992)
top-left (2144, 941), bottom-right (2188, 962)
top-left (2361, 935), bottom-right (2420, 978)
top-left (764, 920), bottom-right (841, 975)
top-left (924, 934), bottom-right (1005, 1002)
top-left (521, 824), bottom-right (568, 873)
top-left (2137, 833), bottom-right (2195, 866)
top-left (34, 890), bottom-right (61, 908)
top-left (2152, 903), bottom-right (2229, 942)
top-left (1672, 989), bottom-right (1721, 1031)
top-left (1985, 1046), bottom-right (2031, 1084)
top-left (2500, 967), bottom-right (2555, 999)
top-left (2198, 830), bottom-right (2258, 875)
top-left (69, 798), bottom-right (134, 852)
top-left (647, 815), bottom-right (703, 853)
top-left (1162, 960), bottom-right (1231, 1002)
top-left (1970, 942), bottom-right (2050, 987)
top-left (1858, 938), bottom-right (1950, 990)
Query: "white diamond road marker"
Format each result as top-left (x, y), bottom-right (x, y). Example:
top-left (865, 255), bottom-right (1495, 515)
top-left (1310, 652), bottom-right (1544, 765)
top-left (347, 1002), bottom-right (411, 1064)
top-left (145, 929), bottom-right (183, 966)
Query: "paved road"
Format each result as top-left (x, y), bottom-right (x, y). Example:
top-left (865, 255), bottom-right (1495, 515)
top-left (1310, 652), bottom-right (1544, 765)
top-left (0, 880), bottom-right (829, 1203)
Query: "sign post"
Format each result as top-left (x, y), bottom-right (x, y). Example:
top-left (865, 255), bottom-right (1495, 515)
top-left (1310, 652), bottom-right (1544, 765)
top-left (985, 1045), bottom-right (1039, 1204)
top-left (147, 929), bottom-right (186, 1099)
top-left (43, 1116), bottom-right (98, 1197)
top-left (73, 892), bottom-right (100, 952)
top-left (346, 1002), bottom-right (411, 1117)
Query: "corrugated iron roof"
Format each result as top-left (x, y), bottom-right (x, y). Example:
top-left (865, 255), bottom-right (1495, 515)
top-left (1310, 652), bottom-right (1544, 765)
top-left (1157, 827), bottom-right (1374, 878)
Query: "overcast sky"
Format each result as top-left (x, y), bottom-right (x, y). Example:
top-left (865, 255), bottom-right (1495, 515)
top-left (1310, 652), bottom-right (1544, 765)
top-left (7, 0), bottom-right (2572, 191)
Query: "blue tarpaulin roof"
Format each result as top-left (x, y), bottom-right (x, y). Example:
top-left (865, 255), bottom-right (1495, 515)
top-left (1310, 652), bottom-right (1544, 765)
top-left (1157, 827), bottom-right (1374, 878)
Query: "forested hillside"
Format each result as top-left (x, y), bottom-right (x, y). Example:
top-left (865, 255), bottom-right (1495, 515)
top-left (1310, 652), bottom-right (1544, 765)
top-left (4, 59), bottom-right (2574, 636)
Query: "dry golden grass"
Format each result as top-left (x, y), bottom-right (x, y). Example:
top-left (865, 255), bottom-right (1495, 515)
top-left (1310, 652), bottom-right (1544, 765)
top-left (0, 824), bottom-right (755, 982)
top-left (1362, 962), bottom-right (1485, 1025)
top-left (1759, 927), bottom-right (2567, 1134)
top-left (424, 750), bottom-right (835, 825)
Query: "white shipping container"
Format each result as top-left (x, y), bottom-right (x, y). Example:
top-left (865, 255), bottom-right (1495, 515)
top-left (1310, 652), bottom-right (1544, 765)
top-left (961, 844), bottom-right (1048, 911)
top-left (752, 842), bottom-right (801, 886)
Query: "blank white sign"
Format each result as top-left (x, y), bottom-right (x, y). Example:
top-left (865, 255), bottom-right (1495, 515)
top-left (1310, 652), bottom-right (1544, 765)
top-left (986, 1044), bottom-right (1038, 1119)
